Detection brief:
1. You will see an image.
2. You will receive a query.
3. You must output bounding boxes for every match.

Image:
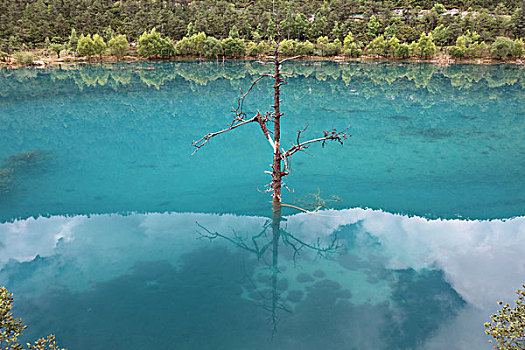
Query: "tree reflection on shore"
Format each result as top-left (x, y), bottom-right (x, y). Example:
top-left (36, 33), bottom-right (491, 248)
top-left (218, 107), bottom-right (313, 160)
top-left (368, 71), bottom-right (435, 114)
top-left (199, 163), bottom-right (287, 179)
top-left (1, 62), bottom-right (523, 104)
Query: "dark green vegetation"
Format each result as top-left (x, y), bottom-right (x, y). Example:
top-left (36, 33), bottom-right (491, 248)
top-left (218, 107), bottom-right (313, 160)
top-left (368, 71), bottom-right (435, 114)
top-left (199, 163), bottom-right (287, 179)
top-left (1, 286), bottom-right (65, 350)
top-left (484, 285), bottom-right (525, 350)
top-left (1, 0), bottom-right (524, 61)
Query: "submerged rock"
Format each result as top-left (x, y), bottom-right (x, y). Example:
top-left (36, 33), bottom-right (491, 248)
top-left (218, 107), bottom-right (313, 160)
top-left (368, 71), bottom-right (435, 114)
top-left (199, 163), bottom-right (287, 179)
top-left (313, 270), bottom-right (326, 278)
top-left (287, 290), bottom-right (304, 303)
top-left (313, 279), bottom-right (342, 290)
top-left (277, 279), bottom-right (289, 291)
top-left (389, 115), bottom-right (411, 121)
top-left (3, 150), bottom-right (52, 171)
top-left (296, 273), bottom-right (314, 283)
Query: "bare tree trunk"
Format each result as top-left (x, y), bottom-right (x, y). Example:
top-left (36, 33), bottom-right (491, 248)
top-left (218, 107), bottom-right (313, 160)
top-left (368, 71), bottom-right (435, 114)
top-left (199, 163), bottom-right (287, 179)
top-left (271, 199), bottom-right (281, 332)
top-left (272, 50), bottom-right (282, 204)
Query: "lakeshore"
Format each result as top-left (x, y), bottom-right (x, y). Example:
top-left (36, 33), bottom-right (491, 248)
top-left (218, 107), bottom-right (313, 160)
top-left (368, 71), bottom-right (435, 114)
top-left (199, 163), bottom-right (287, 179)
top-left (1, 53), bottom-right (524, 70)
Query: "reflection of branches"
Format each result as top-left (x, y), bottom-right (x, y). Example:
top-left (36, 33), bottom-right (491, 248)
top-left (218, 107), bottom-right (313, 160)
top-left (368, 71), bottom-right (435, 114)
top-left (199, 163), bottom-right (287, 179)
top-left (196, 221), bottom-right (273, 260)
top-left (281, 231), bottom-right (342, 262)
top-left (195, 210), bottom-right (342, 335)
top-left (239, 258), bottom-right (292, 336)
top-left (196, 219), bottom-right (341, 264)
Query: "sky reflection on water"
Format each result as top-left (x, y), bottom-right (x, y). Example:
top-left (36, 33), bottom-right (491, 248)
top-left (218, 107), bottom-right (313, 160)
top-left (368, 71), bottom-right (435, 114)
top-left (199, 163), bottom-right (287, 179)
top-left (1, 209), bottom-right (524, 349)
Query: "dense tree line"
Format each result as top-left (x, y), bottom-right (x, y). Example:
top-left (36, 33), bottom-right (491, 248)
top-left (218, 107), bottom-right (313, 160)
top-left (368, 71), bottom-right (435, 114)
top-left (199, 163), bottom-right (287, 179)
top-left (1, 0), bottom-right (524, 60)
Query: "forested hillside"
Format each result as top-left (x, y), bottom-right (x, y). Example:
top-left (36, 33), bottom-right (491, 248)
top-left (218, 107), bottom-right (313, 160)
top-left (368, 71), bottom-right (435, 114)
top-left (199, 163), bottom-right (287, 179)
top-left (1, 0), bottom-right (524, 60)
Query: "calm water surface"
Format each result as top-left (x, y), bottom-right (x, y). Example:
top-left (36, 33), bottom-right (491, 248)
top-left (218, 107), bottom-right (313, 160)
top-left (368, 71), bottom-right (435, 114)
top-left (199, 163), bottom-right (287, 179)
top-left (0, 61), bottom-right (524, 349)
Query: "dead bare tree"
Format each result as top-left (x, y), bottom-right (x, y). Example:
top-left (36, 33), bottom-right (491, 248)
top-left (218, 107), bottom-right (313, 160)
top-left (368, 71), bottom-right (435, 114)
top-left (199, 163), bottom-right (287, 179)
top-left (192, 6), bottom-right (349, 334)
top-left (191, 6), bottom-right (351, 211)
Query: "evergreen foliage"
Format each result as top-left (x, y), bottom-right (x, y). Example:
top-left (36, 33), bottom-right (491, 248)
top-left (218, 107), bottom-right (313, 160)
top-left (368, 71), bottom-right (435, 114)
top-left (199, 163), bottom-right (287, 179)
top-left (49, 43), bottom-right (63, 58)
top-left (108, 34), bottom-right (129, 58)
top-left (222, 37), bottom-right (245, 58)
top-left (92, 34), bottom-right (106, 59)
top-left (77, 34), bottom-right (95, 58)
top-left (491, 36), bottom-right (516, 58)
top-left (0, 0), bottom-right (523, 60)
top-left (418, 32), bottom-right (436, 58)
top-left (137, 28), bottom-right (175, 58)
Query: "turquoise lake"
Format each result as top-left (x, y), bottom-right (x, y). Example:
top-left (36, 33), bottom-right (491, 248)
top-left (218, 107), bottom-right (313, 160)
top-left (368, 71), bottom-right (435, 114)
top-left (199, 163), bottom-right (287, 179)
top-left (0, 61), bottom-right (524, 349)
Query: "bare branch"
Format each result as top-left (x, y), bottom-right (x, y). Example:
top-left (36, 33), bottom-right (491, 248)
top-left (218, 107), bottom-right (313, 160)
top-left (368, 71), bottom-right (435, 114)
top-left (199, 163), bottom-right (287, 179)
top-left (255, 112), bottom-right (276, 151)
top-left (282, 181), bottom-right (294, 193)
top-left (191, 116), bottom-right (258, 154)
top-left (192, 71), bottom-right (279, 154)
top-left (283, 125), bottom-right (352, 159)
top-left (281, 147), bottom-right (290, 176)
top-left (235, 73), bottom-right (274, 119)
top-left (279, 56), bottom-right (301, 65)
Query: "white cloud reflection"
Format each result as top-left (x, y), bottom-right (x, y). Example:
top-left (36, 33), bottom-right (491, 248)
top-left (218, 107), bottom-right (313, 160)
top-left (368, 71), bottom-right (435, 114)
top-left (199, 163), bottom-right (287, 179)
top-left (1, 208), bottom-right (524, 349)
top-left (286, 208), bottom-right (525, 307)
top-left (2, 209), bottom-right (524, 303)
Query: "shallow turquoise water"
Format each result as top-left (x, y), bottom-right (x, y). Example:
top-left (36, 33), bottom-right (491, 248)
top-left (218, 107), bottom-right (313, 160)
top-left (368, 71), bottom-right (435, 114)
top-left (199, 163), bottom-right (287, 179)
top-left (1, 61), bottom-right (524, 220)
top-left (0, 61), bottom-right (524, 349)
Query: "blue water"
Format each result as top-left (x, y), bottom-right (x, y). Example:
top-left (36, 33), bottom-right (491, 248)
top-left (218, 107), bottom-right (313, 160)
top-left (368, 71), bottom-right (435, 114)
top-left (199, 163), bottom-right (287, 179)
top-left (0, 61), bottom-right (524, 349)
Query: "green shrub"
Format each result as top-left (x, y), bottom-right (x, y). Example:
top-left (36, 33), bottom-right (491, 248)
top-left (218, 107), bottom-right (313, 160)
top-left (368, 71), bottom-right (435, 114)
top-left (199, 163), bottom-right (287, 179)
top-left (448, 45), bottom-right (465, 58)
top-left (343, 32), bottom-right (354, 52)
top-left (246, 41), bottom-right (265, 56)
top-left (296, 40), bottom-right (315, 55)
top-left (491, 36), bottom-right (515, 59)
top-left (138, 28), bottom-right (175, 58)
top-left (222, 37), bottom-right (245, 57)
top-left (77, 34), bottom-right (95, 58)
top-left (417, 32), bottom-right (436, 58)
top-left (92, 34), bottom-right (106, 58)
top-left (387, 36), bottom-right (400, 58)
top-left (467, 41), bottom-right (488, 58)
top-left (323, 41), bottom-right (341, 56)
top-left (484, 285), bottom-right (525, 350)
top-left (175, 32), bottom-right (207, 56)
top-left (1, 286), bottom-right (65, 350)
top-left (333, 38), bottom-right (342, 54)
top-left (229, 25), bottom-right (240, 39)
top-left (316, 36), bottom-right (330, 56)
top-left (450, 32), bottom-right (487, 59)
top-left (13, 51), bottom-right (35, 65)
top-left (396, 43), bottom-right (410, 58)
top-left (344, 41), bottom-right (362, 57)
top-left (408, 41), bottom-right (419, 57)
top-left (69, 29), bottom-right (79, 52)
top-left (280, 39), bottom-right (296, 56)
top-left (108, 34), bottom-right (129, 58)
top-left (203, 36), bottom-right (223, 58)
top-left (366, 35), bottom-right (387, 57)
top-left (511, 39), bottom-right (524, 57)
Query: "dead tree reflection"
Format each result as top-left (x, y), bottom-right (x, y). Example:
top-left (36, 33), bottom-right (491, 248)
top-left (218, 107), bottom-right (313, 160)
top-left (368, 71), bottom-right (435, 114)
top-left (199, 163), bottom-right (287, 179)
top-left (196, 209), bottom-right (342, 335)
